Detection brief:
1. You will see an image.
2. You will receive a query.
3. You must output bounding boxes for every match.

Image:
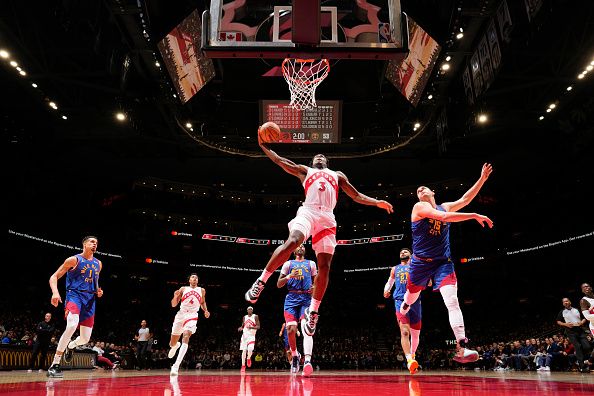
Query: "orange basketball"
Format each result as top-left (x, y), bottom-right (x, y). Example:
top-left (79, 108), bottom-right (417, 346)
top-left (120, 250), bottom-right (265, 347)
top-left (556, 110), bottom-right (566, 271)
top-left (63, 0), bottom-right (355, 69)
top-left (258, 122), bottom-right (281, 143)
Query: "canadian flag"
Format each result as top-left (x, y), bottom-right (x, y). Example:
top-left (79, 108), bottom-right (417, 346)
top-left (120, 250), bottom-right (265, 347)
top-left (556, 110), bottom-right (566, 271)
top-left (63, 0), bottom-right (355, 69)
top-left (219, 32), bottom-right (242, 41)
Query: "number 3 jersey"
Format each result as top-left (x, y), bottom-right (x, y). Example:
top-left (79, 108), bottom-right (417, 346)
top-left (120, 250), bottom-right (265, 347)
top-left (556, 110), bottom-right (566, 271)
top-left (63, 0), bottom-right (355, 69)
top-left (302, 167), bottom-right (339, 211)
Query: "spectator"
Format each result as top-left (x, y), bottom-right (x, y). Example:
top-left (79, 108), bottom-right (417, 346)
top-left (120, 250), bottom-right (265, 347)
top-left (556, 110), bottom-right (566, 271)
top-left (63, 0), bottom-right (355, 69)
top-left (28, 313), bottom-right (55, 372)
top-left (92, 341), bottom-right (117, 370)
top-left (556, 297), bottom-right (591, 372)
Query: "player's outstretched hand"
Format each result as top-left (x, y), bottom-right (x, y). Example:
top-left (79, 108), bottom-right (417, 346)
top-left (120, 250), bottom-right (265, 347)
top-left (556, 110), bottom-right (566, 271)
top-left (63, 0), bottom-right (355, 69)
top-left (481, 163), bottom-right (493, 180)
top-left (377, 200), bottom-right (394, 214)
top-left (474, 214), bottom-right (493, 228)
top-left (51, 293), bottom-right (62, 307)
top-left (237, 326), bottom-right (243, 332)
top-left (97, 288), bottom-right (104, 298)
top-left (383, 291), bottom-right (390, 299)
top-left (204, 310), bottom-right (210, 319)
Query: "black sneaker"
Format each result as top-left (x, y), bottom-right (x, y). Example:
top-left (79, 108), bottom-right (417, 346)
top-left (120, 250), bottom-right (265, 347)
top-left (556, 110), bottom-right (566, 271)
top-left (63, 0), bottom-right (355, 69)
top-left (245, 279), bottom-right (265, 303)
top-left (63, 343), bottom-right (75, 364)
top-left (303, 308), bottom-right (319, 336)
top-left (47, 364), bottom-right (63, 378)
top-left (291, 354), bottom-right (301, 374)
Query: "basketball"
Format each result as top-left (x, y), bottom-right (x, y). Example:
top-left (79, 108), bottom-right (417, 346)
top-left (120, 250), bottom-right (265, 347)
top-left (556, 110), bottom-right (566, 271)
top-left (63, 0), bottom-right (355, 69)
top-left (258, 122), bottom-right (281, 143)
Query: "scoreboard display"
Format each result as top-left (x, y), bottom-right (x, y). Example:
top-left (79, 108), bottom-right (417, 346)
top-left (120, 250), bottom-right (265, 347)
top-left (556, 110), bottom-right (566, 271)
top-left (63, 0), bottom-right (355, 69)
top-left (260, 100), bottom-right (342, 143)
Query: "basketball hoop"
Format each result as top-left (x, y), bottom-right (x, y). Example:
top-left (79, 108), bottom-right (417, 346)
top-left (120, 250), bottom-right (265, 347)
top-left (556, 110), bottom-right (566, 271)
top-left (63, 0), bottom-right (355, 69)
top-left (282, 58), bottom-right (330, 111)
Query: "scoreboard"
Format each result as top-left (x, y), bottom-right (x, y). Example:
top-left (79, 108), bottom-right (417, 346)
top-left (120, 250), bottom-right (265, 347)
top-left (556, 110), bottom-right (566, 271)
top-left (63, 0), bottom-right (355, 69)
top-left (260, 100), bottom-right (342, 143)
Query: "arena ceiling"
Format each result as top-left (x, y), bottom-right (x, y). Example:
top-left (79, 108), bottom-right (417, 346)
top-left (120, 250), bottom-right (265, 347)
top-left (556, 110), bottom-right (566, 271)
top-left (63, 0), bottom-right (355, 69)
top-left (1, 0), bottom-right (594, 186)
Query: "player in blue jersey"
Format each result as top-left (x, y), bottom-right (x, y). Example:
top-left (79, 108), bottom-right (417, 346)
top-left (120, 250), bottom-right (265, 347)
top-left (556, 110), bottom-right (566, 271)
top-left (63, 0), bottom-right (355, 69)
top-left (384, 248), bottom-right (423, 374)
top-left (47, 236), bottom-right (104, 378)
top-left (400, 164), bottom-right (493, 364)
top-left (279, 322), bottom-right (301, 364)
top-left (277, 245), bottom-right (317, 376)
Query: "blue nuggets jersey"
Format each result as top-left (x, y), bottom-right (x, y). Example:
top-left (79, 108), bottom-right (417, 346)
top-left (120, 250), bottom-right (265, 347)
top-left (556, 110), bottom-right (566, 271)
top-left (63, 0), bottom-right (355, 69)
top-left (286, 260), bottom-right (314, 292)
top-left (66, 255), bottom-right (100, 293)
top-left (412, 205), bottom-right (451, 259)
top-left (392, 264), bottom-right (410, 300)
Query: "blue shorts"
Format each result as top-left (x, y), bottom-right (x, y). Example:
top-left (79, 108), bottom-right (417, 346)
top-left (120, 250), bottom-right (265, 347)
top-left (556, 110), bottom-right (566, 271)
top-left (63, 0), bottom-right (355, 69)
top-left (65, 290), bottom-right (96, 327)
top-left (408, 257), bottom-right (457, 293)
top-left (283, 292), bottom-right (311, 325)
top-left (394, 298), bottom-right (422, 330)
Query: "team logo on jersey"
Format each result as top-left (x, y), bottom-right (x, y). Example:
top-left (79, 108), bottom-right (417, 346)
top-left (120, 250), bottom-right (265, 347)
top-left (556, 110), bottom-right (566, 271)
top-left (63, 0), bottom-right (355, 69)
top-left (305, 172), bottom-right (338, 191)
top-left (182, 290), bottom-right (202, 305)
top-left (80, 262), bottom-right (98, 284)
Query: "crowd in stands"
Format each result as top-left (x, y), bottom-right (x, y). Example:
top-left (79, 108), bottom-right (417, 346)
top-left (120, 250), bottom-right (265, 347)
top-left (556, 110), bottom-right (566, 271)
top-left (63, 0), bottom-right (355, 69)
top-left (1, 311), bottom-right (592, 373)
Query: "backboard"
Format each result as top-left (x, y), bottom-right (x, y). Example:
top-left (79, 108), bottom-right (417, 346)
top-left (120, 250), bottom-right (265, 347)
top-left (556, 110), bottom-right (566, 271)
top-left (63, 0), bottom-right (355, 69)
top-left (201, 0), bottom-right (409, 61)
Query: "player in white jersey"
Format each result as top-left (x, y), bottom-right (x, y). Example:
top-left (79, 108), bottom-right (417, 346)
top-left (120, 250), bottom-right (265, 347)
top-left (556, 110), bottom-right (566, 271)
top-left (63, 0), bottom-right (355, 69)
top-left (168, 273), bottom-right (210, 376)
top-left (580, 283), bottom-right (594, 337)
top-left (238, 306), bottom-right (260, 372)
top-left (245, 134), bottom-right (393, 336)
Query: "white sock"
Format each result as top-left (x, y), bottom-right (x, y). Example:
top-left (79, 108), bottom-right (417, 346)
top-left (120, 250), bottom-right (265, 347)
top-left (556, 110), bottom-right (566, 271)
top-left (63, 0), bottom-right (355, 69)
top-left (440, 285), bottom-right (466, 341)
top-left (309, 298), bottom-right (321, 312)
top-left (52, 353), bottom-right (62, 365)
top-left (410, 329), bottom-right (420, 356)
top-left (259, 270), bottom-right (274, 283)
top-left (302, 322), bottom-right (313, 359)
top-left (241, 350), bottom-right (247, 366)
top-left (173, 343), bottom-right (188, 368)
top-left (406, 354), bottom-right (412, 361)
top-left (54, 313), bottom-right (79, 364)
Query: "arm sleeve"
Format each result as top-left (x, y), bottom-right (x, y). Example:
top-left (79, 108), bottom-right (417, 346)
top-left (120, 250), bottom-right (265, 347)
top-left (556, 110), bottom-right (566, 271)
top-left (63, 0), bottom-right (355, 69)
top-left (310, 261), bottom-right (317, 277)
top-left (384, 277), bottom-right (395, 294)
top-left (280, 261), bottom-right (291, 275)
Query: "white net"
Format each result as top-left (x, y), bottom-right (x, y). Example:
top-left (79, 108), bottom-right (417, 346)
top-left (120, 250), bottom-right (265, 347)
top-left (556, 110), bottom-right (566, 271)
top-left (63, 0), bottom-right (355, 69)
top-left (282, 58), bottom-right (330, 111)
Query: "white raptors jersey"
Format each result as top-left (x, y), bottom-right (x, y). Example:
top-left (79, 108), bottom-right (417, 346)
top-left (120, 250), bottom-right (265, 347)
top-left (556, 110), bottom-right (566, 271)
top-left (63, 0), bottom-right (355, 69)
top-left (302, 167), bottom-right (339, 210)
top-left (583, 296), bottom-right (594, 334)
top-left (243, 314), bottom-right (257, 336)
top-left (179, 286), bottom-right (203, 313)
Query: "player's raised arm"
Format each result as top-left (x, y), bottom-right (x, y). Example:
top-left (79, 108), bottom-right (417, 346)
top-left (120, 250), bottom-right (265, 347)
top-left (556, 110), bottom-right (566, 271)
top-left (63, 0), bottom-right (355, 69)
top-left (200, 288), bottom-right (210, 318)
top-left (337, 171), bottom-right (393, 213)
top-left (413, 201), bottom-right (493, 228)
top-left (259, 139), bottom-right (308, 180)
top-left (442, 163), bottom-right (493, 212)
top-left (49, 256), bottom-right (78, 307)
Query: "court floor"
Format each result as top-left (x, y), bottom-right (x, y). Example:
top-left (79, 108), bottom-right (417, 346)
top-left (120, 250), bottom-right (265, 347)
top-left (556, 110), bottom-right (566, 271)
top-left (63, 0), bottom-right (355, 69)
top-left (1, 369), bottom-right (593, 395)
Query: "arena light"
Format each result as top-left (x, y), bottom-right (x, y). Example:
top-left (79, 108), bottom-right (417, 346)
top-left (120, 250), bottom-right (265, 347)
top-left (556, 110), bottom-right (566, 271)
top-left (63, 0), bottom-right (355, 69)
top-left (414, 122), bottom-right (421, 128)
top-left (445, 55), bottom-right (451, 62)
top-left (61, 115), bottom-right (67, 120)
top-left (49, 101), bottom-right (58, 110)
top-left (566, 86), bottom-right (572, 91)
top-left (10, 60), bottom-right (18, 67)
top-left (19, 70), bottom-right (26, 76)
top-left (441, 63), bottom-right (451, 71)
top-left (31, 83), bottom-right (37, 88)
top-left (477, 113), bottom-right (488, 123)
top-left (539, 116), bottom-right (544, 120)
top-left (16, 66), bottom-right (21, 71)
top-left (548, 103), bottom-right (556, 109)
top-left (0, 49), bottom-right (9, 59)
top-left (427, 94), bottom-right (433, 100)
top-left (155, 61), bottom-right (160, 67)
top-left (578, 73), bottom-right (585, 79)
top-left (349, 136), bottom-right (354, 140)
top-left (546, 108), bottom-right (552, 113)
top-left (185, 122), bottom-right (192, 128)
top-left (588, 65), bottom-right (593, 71)
top-left (115, 112), bottom-right (126, 121)
top-left (456, 32), bottom-right (464, 39)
